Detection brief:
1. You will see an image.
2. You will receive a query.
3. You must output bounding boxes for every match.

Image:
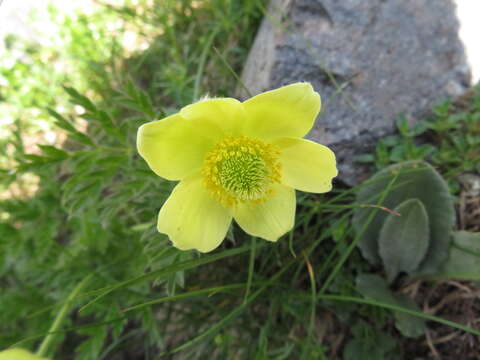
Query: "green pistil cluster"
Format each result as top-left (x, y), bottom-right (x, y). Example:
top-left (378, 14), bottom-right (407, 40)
top-left (202, 136), bottom-right (281, 206)
top-left (217, 151), bottom-right (269, 201)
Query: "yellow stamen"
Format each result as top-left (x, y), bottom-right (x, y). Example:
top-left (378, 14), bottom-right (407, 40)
top-left (202, 136), bottom-right (281, 206)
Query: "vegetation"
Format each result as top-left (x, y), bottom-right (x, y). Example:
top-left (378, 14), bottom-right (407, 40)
top-left (1, 0), bottom-right (479, 359)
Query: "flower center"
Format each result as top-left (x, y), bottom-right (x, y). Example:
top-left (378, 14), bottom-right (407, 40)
top-left (202, 136), bottom-right (281, 206)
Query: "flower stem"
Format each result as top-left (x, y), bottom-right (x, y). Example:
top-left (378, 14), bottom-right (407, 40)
top-left (243, 237), bottom-right (256, 303)
top-left (36, 274), bottom-right (93, 357)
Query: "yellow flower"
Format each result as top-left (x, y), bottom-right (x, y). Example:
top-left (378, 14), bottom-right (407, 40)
top-left (137, 82), bottom-right (337, 252)
top-left (0, 349), bottom-right (49, 360)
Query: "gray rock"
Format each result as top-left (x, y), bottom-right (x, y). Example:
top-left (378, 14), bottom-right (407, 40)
top-left (240, 0), bottom-right (471, 185)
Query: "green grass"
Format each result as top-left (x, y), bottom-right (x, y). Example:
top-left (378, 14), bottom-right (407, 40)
top-left (1, 1), bottom-right (479, 359)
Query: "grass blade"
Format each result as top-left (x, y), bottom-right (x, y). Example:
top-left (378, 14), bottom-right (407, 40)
top-left (79, 244), bottom-right (259, 312)
top-left (317, 294), bottom-right (480, 337)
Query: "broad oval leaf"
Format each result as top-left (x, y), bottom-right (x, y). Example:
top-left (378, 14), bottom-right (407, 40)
top-left (440, 231), bottom-right (480, 279)
top-left (378, 199), bottom-right (430, 282)
top-left (356, 274), bottom-right (426, 338)
top-left (393, 293), bottom-right (426, 338)
top-left (353, 160), bottom-right (455, 275)
top-left (356, 273), bottom-right (396, 303)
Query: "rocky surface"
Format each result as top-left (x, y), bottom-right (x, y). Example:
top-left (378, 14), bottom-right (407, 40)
top-left (240, 0), bottom-right (472, 185)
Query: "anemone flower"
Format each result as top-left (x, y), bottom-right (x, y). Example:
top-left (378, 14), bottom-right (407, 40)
top-left (137, 82), bottom-right (337, 252)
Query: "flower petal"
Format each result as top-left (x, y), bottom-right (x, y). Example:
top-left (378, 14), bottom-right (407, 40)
top-left (180, 97), bottom-right (247, 136)
top-left (137, 113), bottom-right (221, 180)
top-left (0, 349), bottom-right (49, 360)
top-left (157, 174), bottom-right (232, 252)
top-left (233, 184), bottom-right (295, 241)
top-left (274, 137), bottom-right (337, 193)
top-left (242, 82), bottom-right (321, 139)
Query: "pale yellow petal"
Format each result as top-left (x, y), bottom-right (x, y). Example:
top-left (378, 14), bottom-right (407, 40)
top-left (180, 97), bottom-right (247, 136)
top-left (0, 349), bottom-right (49, 360)
top-left (233, 184), bottom-right (295, 241)
top-left (137, 113), bottom-right (222, 180)
top-left (274, 137), bottom-right (337, 193)
top-left (242, 82), bottom-right (321, 139)
top-left (157, 174), bottom-right (232, 252)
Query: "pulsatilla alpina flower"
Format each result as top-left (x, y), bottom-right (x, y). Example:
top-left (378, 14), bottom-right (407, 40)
top-left (137, 83), bottom-right (337, 252)
top-left (0, 348), bottom-right (49, 360)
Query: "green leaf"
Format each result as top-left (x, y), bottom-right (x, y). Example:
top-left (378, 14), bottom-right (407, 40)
top-left (353, 160), bottom-right (455, 274)
top-left (439, 231), bottom-right (480, 279)
top-left (69, 132), bottom-right (95, 146)
top-left (38, 145), bottom-right (69, 160)
top-left (378, 199), bottom-right (430, 282)
top-left (82, 110), bottom-right (123, 139)
top-left (353, 154), bottom-right (375, 164)
top-left (117, 79), bottom-right (156, 120)
top-left (356, 274), bottom-right (396, 303)
top-left (355, 274), bottom-right (425, 338)
top-left (393, 293), bottom-right (426, 337)
top-left (47, 108), bottom-right (76, 132)
top-left (64, 86), bottom-right (96, 112)
top-left (47, 108), bottom-right (94, 145)
top-left (343, 329), bottom-right (398, 360)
